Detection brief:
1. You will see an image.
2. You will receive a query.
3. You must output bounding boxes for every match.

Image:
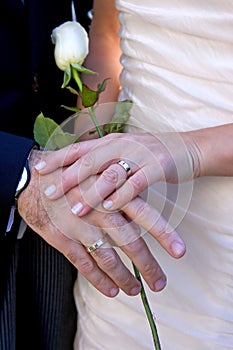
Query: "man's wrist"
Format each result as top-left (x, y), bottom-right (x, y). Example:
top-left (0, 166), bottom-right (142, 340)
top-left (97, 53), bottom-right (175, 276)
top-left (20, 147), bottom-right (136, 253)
top-left (15, 157), bottom-right (31, 199)
top-left (15, 146), bottom-right (40, 204)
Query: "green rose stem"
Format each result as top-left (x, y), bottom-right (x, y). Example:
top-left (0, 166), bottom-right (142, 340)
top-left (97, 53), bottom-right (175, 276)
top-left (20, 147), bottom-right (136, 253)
top-left (88, 106), bottom-right (103, 138)
top-left (133, 264), bottom-right (162, 350)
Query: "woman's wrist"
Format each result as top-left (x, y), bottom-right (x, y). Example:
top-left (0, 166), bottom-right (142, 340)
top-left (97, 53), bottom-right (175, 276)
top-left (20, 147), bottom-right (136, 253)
top-left (184, 123), bottom-right (233, 178)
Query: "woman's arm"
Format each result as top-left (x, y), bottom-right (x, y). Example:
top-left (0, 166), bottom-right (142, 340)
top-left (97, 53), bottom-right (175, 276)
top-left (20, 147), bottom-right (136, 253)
top-left (36, 122), bottom-right (233, 211)
top-left (80, 0), bottom-right (122, 104)
top-left (185, 123), bottom-right (233, 177)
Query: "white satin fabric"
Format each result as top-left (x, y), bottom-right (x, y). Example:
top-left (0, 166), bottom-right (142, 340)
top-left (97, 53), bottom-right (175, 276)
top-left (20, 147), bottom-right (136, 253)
top-left (74, 1), bottom-right (233, 349)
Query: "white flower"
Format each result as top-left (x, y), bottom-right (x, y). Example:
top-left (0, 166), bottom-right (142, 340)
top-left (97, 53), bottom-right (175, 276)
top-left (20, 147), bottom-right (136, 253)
top-left (51, 21), bottom-right (89, 71)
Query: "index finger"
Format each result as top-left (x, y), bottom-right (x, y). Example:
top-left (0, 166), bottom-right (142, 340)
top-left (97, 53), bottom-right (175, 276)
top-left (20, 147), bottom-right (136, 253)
top-left (34, 137), bottom-right (103, 173)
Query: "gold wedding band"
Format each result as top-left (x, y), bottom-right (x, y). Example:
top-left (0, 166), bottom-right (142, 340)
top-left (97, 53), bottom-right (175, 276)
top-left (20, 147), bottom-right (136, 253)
top-left (86, 238), bottom-right (105, 253)
top-left (117, 160), bottom-right (131, 175)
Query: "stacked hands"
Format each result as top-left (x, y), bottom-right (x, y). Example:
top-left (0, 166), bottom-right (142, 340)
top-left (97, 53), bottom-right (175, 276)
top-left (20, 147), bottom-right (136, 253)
top-left (18, 130), bottom-right (201, 298)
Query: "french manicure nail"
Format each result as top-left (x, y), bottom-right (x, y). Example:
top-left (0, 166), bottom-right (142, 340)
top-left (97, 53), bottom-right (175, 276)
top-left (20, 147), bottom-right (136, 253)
top-left (71, 202), bottom-right (83, 215)
top-left (103, 200), bottom-right (113, 210)
top-left (35, 161), bottom-right (46, 170)
top-left (44, 184), bottom-right (56, 196)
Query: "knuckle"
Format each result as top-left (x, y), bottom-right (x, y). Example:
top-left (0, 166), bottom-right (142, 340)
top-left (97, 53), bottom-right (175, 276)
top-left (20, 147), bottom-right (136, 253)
top-left (106, 213), bottom-right (126, 229)
top-left (119, 274), bottom-right (134, 287)
top-left (63, 143), bottom-right (80, 164)
top-left (152, 220), bottom-right (169, 241)
top-left (96, 249), bottom-right (118, 270)
top-left (71, 142), bottom-right (80, 152)
top-left (81, 154), bottom-right (96, 172)
top-left (143, 262), bottom-right (162, 278)
top-left (94, 276), bottom-right (109, 290)
top-left (102, 168), bottom-right (119, 185)
top-left (133, 201), bottom-right (151, 221)
top-left (105, 133), bottom-right (122, 141)
top-left (124, 238), bottom-right (142, 254)
top-left (66, 250), bottom-right (78, 265)
top-left (130, 174), bottom-right (147, 193)
top-left (67, 250), bottom-right (95, 273)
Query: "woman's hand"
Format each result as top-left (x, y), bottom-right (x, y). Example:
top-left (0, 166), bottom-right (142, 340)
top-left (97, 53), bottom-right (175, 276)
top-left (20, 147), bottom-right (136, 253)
top-left (36, 131), bottom-right (199, 213)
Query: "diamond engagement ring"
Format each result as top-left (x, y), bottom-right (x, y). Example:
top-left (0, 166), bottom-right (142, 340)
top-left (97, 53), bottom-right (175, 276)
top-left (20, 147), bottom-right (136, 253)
top-left (117, 160), bottom-right (131, 175)
top-left (86, 238), bottom-right (105, 253)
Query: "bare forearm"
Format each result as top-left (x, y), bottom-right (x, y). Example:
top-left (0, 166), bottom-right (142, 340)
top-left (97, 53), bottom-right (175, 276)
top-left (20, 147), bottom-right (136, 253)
top-left (184, 123), bottom-right (233, 177)
top-left (81, 0), bottom-right (121, 103)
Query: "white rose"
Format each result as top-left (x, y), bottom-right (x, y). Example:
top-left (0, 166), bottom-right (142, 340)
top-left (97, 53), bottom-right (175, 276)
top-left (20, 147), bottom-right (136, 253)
top-left (51, 21), bottom-right (89, 71)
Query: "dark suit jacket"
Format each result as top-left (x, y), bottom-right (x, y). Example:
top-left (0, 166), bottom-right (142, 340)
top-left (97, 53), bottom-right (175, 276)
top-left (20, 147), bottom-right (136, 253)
top-left (0, 0), bottom-right (93, 232)
top-left (0, 1), bottom-right (92, 349)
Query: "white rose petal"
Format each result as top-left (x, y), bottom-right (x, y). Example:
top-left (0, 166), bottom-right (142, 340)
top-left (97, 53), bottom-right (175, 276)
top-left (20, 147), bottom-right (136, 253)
top-left (51, 21), bottom-right (89, 71)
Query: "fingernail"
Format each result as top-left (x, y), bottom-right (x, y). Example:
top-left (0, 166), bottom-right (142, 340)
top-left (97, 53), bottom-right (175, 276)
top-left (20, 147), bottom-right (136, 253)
top-left (130, 285), bottom-right (141, 296)
top-left (44, 184), bottom-right (56, 196)
top-left (71, 202), bottom-right (83, 215)
top-left (103, 200), bottom-right (113, 210)
top-left (35, 161), bottom-right (46, 171)
top-left (109, 288), bottom-right (119, 297)
top-left (172, 242), bottom-right (185, 256)
top-left (154, 277), bottom-right (166, 291)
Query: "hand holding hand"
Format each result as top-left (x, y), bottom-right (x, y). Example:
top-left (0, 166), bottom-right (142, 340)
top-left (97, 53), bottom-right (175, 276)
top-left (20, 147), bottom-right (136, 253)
top-left (18, 149), bottom-right (176, 297)
top-left (32, 134), bottom-right (185, 284)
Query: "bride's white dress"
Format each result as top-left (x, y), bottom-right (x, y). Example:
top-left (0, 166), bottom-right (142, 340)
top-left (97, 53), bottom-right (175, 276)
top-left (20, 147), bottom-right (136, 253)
top-left (74, 1), bottom-right (233, 349)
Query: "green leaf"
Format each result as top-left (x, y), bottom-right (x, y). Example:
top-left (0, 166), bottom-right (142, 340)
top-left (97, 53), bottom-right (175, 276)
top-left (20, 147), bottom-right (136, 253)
top-left (51, 132), bottom-right (79, 149)
top-left (71, 63), bottom-right (96, 75)
top-left (113, 99), bottom-right (133, 121)
top-left (62, 65), bottom-right (72, 88)
top-left (33, 112), bottom-right (59, 148)
top-left (81, 78), bottom-right (109, 108)
top-left (65, 86), bottom-right (79, 95)
top-left (82, 84), bottom-right (98, 108)
top-left (104, 100), bottom-right (133, 134)
top-left (97, 78), bottom-right (110, 94)
top-left (61, 105), bottom-right (81, 113)
top-left (33, 112), bottom-right (78, 150)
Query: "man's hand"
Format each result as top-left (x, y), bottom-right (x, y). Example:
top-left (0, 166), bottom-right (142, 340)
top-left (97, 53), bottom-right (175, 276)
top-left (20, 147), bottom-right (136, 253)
top-left (17, 149), bottom-right (170, 297)
top-left (17, 150), bottom-right (122, 297)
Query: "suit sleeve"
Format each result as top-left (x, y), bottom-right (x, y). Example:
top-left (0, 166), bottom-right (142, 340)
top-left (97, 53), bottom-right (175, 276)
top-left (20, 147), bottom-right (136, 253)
top-left (0, 131), bottom-right (35, 235)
